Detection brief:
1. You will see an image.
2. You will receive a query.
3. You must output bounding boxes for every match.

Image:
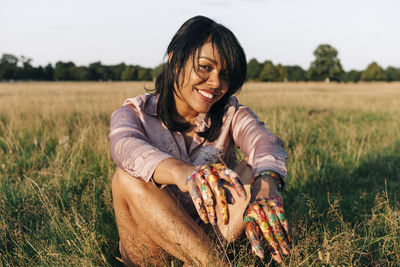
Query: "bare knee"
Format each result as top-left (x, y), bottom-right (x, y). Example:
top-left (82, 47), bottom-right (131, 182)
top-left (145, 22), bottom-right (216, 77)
top-left (112, 167), bottom-right (155, 197)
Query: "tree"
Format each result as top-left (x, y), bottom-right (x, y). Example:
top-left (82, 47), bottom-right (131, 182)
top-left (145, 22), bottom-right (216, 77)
top-left (247, 58), bottom-right (262, 81)
top-left (43, 64), bottom-right (54, 80)
top-left (307, 44), bottom-right (344, 82)
top-left (385, 66), bottom-right (400, 81)
top-left (87, 61), bottom-right (113, 81)
top-left (18, 56), bottom-right (34, 80)
top-left (361, 62), bottom-right (386, 81)
top-left (54, 61), bottom-right (76, 80)
top-left (137, 67), bottom-right (152, 81)
top-left (259, 61), bottom-right (280, 82)
top-left (0, 53), bottom-right (19, 80)
top-left (110, 63), bottom-right (126, 81)
top-left (152, 63), bottom-right (166, 80)
top-left (0, 54), bottom-right (18, 65)
top-left (121, 66), bottom-right (137, 81)
top-left (344, 70), bottom-right (362, 83)
top-left (276, 64), bottom-right (287, 82)
top-left (32, 66), bottom-right (45, 80)
top-left (285, 65), bottom-right (306, 81)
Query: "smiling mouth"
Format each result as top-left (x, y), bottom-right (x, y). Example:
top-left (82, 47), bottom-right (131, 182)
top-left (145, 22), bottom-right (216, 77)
top-left (196, 89), bottom-right (216, 100)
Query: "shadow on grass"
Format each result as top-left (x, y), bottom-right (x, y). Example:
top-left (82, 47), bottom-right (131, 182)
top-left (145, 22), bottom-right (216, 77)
top-left (284, 142), bottom-right (400, 225)
top-left (286, 141), bottom-right (400, 223)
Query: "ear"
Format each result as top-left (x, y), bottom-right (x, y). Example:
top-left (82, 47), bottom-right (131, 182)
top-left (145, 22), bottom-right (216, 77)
top-left (168, 52), bottom-right (173, 63)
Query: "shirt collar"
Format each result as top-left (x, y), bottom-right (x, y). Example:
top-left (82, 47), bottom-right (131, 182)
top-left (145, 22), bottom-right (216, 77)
top-left (143, 94), bottom-right (158, 116)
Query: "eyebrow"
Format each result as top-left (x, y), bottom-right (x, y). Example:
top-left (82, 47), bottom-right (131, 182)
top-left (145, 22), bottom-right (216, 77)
top-left (199, 56), bottom-right (218, 65)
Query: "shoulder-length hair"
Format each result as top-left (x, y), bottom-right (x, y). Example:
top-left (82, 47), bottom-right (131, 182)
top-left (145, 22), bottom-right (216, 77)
top-left (153, 15), bottom-right (247, 142)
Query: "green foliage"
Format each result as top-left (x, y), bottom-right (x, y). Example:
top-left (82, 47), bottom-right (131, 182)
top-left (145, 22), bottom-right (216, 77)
top-left (1, 51), bottom-right (397, 83)
top-left (43, 64), bottom-right (54, 80)
top-left (285, 65), bottom-right (306, 81)
top-left (109, 63), bottom-right (126, 81)
top-left (137, 67), bottom-right (152, 81)
top-left (54, 61), bottom-right (76, 81)
top-left (307, 44), bottom-right (344, 82)
top-left (361, 62), bottom-right (387, 81)
top-left (344, 70), bottom-right (362, 83)
top-left (385, 66), bottom-right (400, 81)
top-left (0, 53), bottom-right (18, 65)
top-left (259, 60), bottom-right (280, 82)
top-left (0, 53), bottom-right (153, 81)
top-left (276, 64), bottom-right (287, 82)
top-left (152, 63), bottom-right (166, 80)
top-left (121, 66), bottom-right (137, 81)
top-left (0, 54), bottom-right (19, 80)
top-left (87, 61), bottom-right (112, 81)
top-left (246, 58), bottom-right (262, 81)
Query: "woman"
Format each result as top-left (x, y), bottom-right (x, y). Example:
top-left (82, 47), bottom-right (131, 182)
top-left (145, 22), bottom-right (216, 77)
top-left (109, 16), bottom-right (290, 266)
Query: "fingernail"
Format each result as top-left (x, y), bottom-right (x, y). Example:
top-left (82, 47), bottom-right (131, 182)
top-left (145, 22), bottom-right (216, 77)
top-left (282, 248), bottom-right (289, 255)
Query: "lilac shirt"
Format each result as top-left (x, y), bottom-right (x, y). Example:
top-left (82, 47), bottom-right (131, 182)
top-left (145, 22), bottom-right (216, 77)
top-left (109, 93), bottom-right (288, 184)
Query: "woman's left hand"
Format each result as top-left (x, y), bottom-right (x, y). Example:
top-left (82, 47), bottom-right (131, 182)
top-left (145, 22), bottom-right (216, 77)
top-left (186, 163), bottom-right (247, 225)
top-left (243, 177), bottom-right (291, 263)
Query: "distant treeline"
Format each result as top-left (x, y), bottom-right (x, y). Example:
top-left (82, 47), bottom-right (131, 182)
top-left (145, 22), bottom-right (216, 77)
top-left (1, 44), bottom-right (400, 82)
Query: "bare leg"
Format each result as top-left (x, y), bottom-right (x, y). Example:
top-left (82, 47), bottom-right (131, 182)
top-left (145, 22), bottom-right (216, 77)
top-left (112, 161), bottom-right (252, 266)
top-left (112, 168), bottom-right (226, 266)
top-left (215, 160), bottom-right (252, 242)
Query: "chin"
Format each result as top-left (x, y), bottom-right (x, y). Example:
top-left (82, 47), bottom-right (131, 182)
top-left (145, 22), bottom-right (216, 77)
top-left (199, 104), bottom-right (215, 113)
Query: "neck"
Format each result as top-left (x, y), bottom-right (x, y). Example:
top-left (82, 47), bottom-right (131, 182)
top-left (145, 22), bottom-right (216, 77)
top-left (176, 108), bottom-right (198, 125)
top-left (174, 97), bottom-right (198, 126)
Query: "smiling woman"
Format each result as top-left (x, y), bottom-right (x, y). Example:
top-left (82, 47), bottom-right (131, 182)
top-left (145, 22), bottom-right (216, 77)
top-left (109, 15), bottom-right (290, 266)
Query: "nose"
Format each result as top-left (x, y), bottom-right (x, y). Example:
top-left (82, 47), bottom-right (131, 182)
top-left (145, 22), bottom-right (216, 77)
top-left (207, 70), bottom-right (221, 89)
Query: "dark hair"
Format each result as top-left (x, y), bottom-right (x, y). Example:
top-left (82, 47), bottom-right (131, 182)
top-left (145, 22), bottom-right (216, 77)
top-left (153, 15), bottom-right (247, 142)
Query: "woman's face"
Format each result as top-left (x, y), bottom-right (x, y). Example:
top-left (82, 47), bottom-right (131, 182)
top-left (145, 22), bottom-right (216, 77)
top-left (174, 41), bottom-right (229, 118)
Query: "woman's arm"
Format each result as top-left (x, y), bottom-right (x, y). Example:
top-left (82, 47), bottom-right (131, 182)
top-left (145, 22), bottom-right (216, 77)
top-left (109, 104), bottom-right (175, 182)
top-left (231, 104), bottom-right (288, 184)
top-left (153, 157), bottom-right (194, 190)
top-left (230, 102), bottom-right (290, 263)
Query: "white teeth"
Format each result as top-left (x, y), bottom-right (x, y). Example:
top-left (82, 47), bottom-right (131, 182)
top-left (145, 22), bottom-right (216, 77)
top-left (197, 90), bottom-right (214, 99)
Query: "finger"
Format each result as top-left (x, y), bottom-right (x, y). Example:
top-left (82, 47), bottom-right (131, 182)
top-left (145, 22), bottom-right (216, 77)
top-left (212, 163), bottom-right (247, 199)
top-left (205, 204), bottom-right (216, 225)
top-left (197, 172), bottom-right (216, 224)
top-left (189, 180), bottom-right (209, 224)
top-left (225, 169), bottom-right (246, 199)
top-left (244, 219), bottom-right (264, 259)
top-left (268, 196), bottom-right (291, 243)
top-left (252, 203), bottom-right (283, 263)
top-left (224, 187), bottom-right (235, 205)
top-left (203, 170), bottom-right (229, 224)
top-left (216, 180), bottom-right (229, 224)
top-left (262, 201), bottom-right (290, 256)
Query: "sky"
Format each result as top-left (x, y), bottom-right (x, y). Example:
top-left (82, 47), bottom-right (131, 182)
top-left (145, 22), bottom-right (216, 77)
top-left (1, 0), bottom-right (399, 71)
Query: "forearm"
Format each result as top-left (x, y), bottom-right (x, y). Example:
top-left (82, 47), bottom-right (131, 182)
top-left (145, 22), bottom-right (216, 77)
top-left (153, 157), bottom-right (195, 191)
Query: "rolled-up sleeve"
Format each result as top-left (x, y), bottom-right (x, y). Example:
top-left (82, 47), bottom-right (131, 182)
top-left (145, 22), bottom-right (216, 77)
top-left (231, 106), bottom-right (288, 180)
top-left (109, 104), bottom-right (173, 182)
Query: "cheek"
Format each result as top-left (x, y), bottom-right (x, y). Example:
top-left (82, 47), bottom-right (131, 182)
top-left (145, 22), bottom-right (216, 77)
top-left (189, 72), bottom-right (204, 86)
top-left (221, 83), bottom-right (229, 95)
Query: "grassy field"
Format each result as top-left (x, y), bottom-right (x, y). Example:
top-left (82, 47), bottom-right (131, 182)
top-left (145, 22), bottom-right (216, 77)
top-left (0, 81), bottom-right (399, 266)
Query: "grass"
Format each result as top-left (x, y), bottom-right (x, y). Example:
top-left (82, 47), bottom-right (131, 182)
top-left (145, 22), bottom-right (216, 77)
top-left (0, 81), bottom-right (399, 266)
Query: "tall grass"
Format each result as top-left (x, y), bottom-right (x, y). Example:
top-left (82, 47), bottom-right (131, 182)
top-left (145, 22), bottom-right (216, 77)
top-left (1, 82), bottom-right (399, 266)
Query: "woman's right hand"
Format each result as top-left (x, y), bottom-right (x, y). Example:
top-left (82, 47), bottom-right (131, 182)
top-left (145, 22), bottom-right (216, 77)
top-left (183, 163), bottom-right (247, 225)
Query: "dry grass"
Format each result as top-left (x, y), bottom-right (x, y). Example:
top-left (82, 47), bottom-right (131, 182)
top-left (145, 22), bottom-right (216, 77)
top-left (0, 81), bottom-right (399, 266)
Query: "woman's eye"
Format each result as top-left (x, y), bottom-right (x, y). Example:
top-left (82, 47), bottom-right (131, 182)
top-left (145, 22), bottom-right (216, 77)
top-left (199, 65), bottom-right (211, 71)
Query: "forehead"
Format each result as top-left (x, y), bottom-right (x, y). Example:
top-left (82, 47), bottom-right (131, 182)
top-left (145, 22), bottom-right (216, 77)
top-left (196, 41), bottom-right (224, 65)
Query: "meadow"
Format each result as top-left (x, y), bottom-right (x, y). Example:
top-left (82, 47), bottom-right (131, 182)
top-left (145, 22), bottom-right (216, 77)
top-left (0, 81), bottom-right (399, 266)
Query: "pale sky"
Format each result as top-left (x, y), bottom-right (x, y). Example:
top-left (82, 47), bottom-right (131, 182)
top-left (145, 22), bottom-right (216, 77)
top-left (1, 0), bottom-right (399, 71)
